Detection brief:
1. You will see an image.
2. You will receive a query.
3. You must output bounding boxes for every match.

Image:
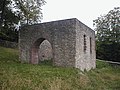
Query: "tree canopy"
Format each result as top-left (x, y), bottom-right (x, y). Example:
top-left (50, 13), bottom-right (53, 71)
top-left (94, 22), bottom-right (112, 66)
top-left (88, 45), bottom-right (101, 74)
top-left (93, 7), bottom-right (120, 62)
top-left (0, 0), bottom-right (19, 42)
top-left (0, 0), bottom-right (46, 42)
top-left (14, 0), bottom-right (46, 25)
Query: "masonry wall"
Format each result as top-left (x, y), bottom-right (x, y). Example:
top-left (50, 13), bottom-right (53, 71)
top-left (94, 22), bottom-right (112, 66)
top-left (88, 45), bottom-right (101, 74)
top-left (52, 19), bottom-right (76, 67)
top-left (19, 19), bottom-right (77, 67)
top-left (75, 19), bottom-right (96, 71)
top-left (0, 39), bottom-right (18, 48)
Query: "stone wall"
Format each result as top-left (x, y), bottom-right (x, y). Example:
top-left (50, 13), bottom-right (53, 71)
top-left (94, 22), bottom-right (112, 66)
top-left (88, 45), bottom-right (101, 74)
top-left (0, 39), bottom-right (18, 48)
top-left (75, 20), bottom-right (96, 71)
top-left (19, 18), bottom-right (76, 67)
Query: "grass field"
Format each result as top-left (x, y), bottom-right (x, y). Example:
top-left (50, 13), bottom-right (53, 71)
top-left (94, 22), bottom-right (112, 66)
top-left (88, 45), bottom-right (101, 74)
top-left (0, 46), bottom-right (120, 90)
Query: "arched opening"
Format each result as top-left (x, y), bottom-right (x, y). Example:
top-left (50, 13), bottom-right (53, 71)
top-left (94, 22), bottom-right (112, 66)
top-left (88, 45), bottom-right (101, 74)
top-left (30, 38), bottom-right (53, 65)
top-left (38, 40), bottom-right (53, 65)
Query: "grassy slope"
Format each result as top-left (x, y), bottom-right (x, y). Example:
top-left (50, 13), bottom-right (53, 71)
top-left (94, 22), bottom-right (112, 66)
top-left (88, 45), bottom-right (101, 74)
top-left (0, 46), bottom-right (120, 90)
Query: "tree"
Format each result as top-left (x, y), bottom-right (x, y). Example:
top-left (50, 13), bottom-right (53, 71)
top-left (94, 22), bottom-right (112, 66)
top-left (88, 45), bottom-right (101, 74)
top-left (0, 0), bottom-right (6, 26)
top-left (14, 0), bottom-right (46, 25)
top-left (93, 7), bottom-right (120, 62)
top-left (0, 0), bottom-right (19, 42)
top-left (0, 0), bottom-right (46, 42)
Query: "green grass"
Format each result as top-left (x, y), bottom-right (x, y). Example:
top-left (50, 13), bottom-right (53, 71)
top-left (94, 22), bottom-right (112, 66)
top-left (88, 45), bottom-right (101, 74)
top-left (0, 46), bottom-right (120, 90)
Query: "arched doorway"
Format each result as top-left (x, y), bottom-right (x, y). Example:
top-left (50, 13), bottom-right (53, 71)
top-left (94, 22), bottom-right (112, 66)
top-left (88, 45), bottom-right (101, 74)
top-left (30, 38), bottom-right (53, 64)
top-left (38, 40), bottom-right (53, 63)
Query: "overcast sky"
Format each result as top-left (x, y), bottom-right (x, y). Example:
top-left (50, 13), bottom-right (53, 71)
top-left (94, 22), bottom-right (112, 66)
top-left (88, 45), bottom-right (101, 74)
top-left (42, 0), bottom-right (120, 29)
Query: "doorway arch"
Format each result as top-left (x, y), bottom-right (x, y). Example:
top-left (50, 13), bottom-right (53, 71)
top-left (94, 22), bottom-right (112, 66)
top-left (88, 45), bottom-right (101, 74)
top-left (30, 38), bottom-right (53, 64)
top-left (38, 40), bottom-right (53, 61)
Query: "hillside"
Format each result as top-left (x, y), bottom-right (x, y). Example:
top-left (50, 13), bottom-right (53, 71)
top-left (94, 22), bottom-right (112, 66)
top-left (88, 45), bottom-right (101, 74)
top-left (0, 46), bottom-right (120, 90)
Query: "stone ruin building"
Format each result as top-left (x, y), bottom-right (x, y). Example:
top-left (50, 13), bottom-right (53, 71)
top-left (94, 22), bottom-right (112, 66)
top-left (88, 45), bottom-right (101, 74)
top-left (19, 18), bottom-right (96, 71)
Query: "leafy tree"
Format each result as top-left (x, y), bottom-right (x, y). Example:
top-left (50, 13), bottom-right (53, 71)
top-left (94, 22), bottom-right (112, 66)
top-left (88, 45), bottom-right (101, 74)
top-left (93, 7), bottom-right (120, 62)
top-left (0, 0), bottom-right (46, 42)
top-left (14, 0), bottom-right (46, 25)
top-left (0, 0), bottom-right (19, 42)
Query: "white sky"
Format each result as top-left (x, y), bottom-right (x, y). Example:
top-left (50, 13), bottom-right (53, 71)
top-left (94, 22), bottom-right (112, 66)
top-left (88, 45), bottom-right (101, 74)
top-left (42, 0), bottom-right (120, 29)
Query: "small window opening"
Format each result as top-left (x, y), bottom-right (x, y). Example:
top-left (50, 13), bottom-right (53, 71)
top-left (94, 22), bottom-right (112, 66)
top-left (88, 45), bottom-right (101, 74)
top-left (84, 35), bottom-right (87, 53)
top-left (90, 37), bottom-right (92, 54)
